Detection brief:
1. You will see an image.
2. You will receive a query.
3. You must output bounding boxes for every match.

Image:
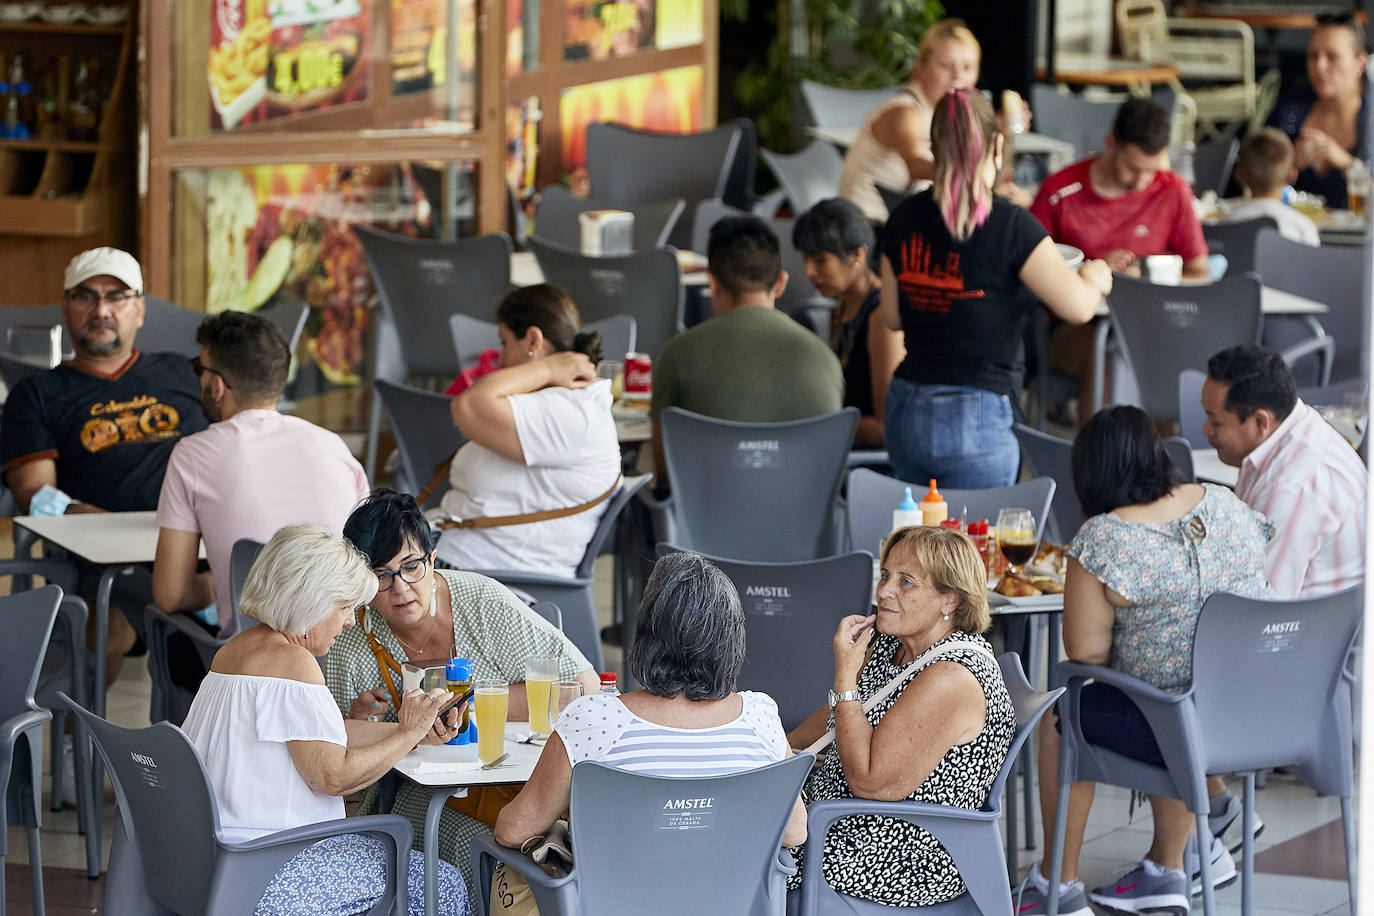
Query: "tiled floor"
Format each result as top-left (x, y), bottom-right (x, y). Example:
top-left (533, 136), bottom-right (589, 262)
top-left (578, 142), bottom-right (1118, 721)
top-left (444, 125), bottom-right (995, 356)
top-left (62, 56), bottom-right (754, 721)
top-left (5, 558), bottom-right (1358, 914)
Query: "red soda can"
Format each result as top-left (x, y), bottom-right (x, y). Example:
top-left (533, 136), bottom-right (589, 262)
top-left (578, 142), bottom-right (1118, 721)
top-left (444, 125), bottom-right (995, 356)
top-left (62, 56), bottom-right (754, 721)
top-left (623, 352), bottom-right (652, 400)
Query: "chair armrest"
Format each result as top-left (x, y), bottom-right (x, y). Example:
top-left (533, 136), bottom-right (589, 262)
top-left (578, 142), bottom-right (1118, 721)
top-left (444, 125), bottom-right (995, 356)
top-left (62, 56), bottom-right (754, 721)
top-left (0, 557), bottom-right (80, 592)
top-left (1280, 335), bottom-right (1335, 387)
top-left (1, 708), bottom-right (51, 755)
top-left (776, 847), bottom-right (797, 877)
top-left (467, 569), bottom-right (592, 590)
top-left (223, 814), bottom-right (413, 854)
top-left (1054, 661), bottom-right (1186, 706)
top-left (471, 834), bottom-right (576, 892)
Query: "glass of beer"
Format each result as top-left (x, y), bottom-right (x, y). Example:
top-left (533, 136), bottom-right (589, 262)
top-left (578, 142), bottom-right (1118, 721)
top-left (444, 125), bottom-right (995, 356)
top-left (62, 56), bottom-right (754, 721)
top-left (524, 655), bottom-right (560, 738)
top-left (996, 508), bottom-right (1038, 576)
top-left (474, 679), bottom-right (509, 765)
top-left (549, 681), bottom-right (584, 732)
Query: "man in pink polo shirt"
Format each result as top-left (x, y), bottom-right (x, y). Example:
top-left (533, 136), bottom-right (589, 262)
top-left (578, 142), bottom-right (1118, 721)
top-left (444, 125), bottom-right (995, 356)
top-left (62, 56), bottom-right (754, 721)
top-left (1202, 344), bottom-right (1365, 598)
top-left (153, 311), bottom-right (369, 627)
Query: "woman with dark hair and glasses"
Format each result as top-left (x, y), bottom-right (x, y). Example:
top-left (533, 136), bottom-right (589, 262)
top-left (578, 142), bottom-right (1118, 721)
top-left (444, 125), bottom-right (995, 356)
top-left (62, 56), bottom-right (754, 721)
top-left (1267, 12), bottom-right (1370, 209)
top-left (322, 489), bottom-right (599, 895)
top-left (1014, 406), bottom-right (1272, 916)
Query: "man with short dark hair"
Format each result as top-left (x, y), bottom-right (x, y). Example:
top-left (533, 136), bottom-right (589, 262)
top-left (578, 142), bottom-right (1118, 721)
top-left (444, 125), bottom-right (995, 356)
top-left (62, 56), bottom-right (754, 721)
top-left (649, 216), bottom-right (844, 479)
top-left (1203, 343), bottom-right (1364, 598)
top-left (153, 310), bottom-right (368, 622)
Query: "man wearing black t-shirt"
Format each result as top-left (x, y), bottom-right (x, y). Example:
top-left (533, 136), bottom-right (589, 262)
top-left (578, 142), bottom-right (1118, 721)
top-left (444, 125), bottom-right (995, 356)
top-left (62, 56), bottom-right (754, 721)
top-left (1, 247), bottom-right (207, 674)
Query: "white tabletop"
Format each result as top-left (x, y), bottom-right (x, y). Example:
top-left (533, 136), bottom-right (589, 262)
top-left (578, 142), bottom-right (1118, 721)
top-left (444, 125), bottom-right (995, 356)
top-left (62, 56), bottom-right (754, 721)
top-left (1093, 285), bottom-right (1329, 318)
top-left (808, 125), bottom-right (1075, 171)
top-left (394, 722), bottom-right (542, 791)
top-left (13, 510), bottom-right (203, 566)
top-left (512, 250), bottom-right (709, 289)
top-left (1191, 448), bottom-right (1239, 487)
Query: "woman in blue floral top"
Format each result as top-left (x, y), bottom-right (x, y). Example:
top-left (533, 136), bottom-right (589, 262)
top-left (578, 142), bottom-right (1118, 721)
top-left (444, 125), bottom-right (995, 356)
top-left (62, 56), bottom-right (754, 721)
top-left (1015, 406), bottom-right (1272, 916)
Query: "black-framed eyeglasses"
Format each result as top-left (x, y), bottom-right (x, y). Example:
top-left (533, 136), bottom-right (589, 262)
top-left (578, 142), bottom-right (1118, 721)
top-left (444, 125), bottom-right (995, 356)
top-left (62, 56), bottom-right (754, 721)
top-left (374, 557), bottom-right (428, 592)
top-left (189, 356), bottom-right (233, 389)
top-left (66, 286), bottom-right (141, 307)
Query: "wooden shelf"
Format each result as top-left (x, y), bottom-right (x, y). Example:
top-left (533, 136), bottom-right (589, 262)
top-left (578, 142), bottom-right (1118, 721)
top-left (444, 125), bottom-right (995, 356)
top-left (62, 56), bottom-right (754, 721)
top-left (0, 138), bottom-right (103, 152)
top-left (0, 20), bottom-right (125, 36)
top-left (0, 185), bottom-right (106, 237)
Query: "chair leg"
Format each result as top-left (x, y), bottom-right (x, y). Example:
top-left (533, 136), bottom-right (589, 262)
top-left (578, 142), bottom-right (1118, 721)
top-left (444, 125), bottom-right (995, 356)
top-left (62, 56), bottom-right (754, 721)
top-left (1005, 760), bottom-right (1020, 881)
top-left (1342, 795), bottom-right (1357, 912)
top-left (1046, 779), bottom-right (1072, 916)
top-left (1, 851), bottom-right (6, 916)
top-left (1196, 811), bottom-right (1217, 916)
top-left (27, 826), bottom-right (45, 916)
top-left (1242, 773), bottom-right (1257, 916)
top-left (48, 708), bottom-right (64, 811)
top-left (74, 724), bottom-right (99, 878)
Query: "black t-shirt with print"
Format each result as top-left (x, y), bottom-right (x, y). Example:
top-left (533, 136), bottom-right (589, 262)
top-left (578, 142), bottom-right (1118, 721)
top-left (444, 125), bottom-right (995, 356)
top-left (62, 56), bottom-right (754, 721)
top-left (0, 351), bottom-right (209, 511)
top-left (882, 190), bottom-right (1047, 397)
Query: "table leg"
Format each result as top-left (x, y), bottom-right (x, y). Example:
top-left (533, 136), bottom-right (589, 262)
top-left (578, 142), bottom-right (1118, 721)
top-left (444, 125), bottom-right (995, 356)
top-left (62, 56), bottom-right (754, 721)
top-left (423, 786), bottom-right (458, 916)
top-left (1091, 317), bottom-right (1112, 417)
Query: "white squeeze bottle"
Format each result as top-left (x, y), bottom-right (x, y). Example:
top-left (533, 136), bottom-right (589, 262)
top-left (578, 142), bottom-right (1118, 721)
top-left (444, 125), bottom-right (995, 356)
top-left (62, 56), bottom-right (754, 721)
top-left (892, 487), bottom-right (922, 534)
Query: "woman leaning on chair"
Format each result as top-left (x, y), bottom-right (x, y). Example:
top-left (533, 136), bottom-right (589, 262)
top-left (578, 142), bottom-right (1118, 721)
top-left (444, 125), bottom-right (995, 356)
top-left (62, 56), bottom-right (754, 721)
top-left (877, 87), bottom-right (1112, 489)
top-left (1013, 406), bottom-right (1272, 916)
top-left (438, 283), bottom-right (621, 578)
top-left (495, 551), bottom-right (808, 849)
top-left (180, 524), bottom-right (469, 915)
top-left (785, 525), bottom-right (1015, 908)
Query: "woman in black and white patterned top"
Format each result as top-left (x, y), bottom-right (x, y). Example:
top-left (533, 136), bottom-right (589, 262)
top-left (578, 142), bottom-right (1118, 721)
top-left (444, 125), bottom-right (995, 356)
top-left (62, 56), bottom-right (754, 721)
top-left (786, 525), bottom-right (1015, 907)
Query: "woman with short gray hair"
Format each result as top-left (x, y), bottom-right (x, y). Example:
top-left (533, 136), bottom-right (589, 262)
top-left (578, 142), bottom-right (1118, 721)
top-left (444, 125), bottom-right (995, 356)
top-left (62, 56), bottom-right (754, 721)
top-left (182, 524), bottom-right (470, 915)
top-left (494, 552), bottom-right (808, 849)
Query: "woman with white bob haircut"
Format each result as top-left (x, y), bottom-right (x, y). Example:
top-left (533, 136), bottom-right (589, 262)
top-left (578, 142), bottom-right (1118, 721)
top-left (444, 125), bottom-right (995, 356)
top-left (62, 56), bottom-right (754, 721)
top-left (182, 524), bottom-right (471, 915)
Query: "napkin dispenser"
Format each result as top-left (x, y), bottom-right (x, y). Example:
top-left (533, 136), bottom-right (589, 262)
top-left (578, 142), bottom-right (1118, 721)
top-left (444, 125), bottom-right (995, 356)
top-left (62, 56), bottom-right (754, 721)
top-left (579, 209), bottom-right (634, 256)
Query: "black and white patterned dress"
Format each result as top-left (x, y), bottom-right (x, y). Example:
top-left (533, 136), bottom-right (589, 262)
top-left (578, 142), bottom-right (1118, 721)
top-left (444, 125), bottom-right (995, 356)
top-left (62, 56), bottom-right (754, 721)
top-left (788, 631), bottom-right (1015, 907)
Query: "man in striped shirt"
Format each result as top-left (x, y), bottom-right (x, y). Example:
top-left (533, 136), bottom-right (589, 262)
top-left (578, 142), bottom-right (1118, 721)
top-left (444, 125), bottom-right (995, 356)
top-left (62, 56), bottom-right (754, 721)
top-left (1202, 345), bottom-right (1365, 598)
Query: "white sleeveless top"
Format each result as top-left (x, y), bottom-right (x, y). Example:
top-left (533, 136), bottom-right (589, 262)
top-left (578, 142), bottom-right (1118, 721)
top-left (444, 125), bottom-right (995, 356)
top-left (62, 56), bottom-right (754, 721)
top-left (838, 86), bottom-right (934, 221)
top-left (184, 672), bottom-right (348, 842)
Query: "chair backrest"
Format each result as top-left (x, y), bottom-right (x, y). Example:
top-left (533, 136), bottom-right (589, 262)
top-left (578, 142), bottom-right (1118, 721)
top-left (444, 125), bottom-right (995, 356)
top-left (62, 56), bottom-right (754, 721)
top-left (799, 81), bottom-right (901, 129)
top-left (532, 185), bottom-right (686, 252)
top-left (1256, 227), bottom-right (1370, 383)
top-left (995, 653), bottom-right (1067, 806)
top-left (1191, 137), bottom-right (1239, 197)
top-left (227, 538), bottom-right (265, 634)
top-left (1011, 424), bottom-right (1085, 543)
top-left (254, 300), bottom-right (311, 357)
top-left (689, 200), bottom-right (826, 314)
top-left (141, 296), bottom-right (208, 357)
top-left (1116, 0), bottom-right (1168, 58)
top-left (658, 547), bottom-right (873, 731)
top-left (1204, 215), bottom-right (1276, 277)
top-left (449, 313), bottom-right (637, 369)
top-left (528, 600), bottom-right (562, 631)
top-left (1030, 84), bottom-right (1123, 161)
top-left (568, 755), bottom-right (812, 915)
top-left (62, 700), bottom-right (223, 914)
top-left (0, 585), bottom-right (63, 721)
top-left (759, 141), bottom-right (845, 217)
top-left (662, 408), bottom-right (859, 561)
top-left (876, 184), bottom-right (909, 216)
top-left (1177, 368), bottom-right (1209, 447)
top-left (356, 226), bottom-right (513, 380)
top-left (1107, 272), bottom-right (1263, 422)
top-left (1190, 587), bottom-right (1362, 794)
top-left (572, 474), bottom-right (652, 580)
top-left (0, 302), bottom-right (66, 364)
top-left (846, 468), bottom-right (1056, 556)
top-left (1162, 435), bottom-right (1196, 483)
top-left (526, 236), bottom-right (682, 360)
top-left (373, 378), bottom-right (468, 509)
top-left (0, 350), bottom-right (47, 393)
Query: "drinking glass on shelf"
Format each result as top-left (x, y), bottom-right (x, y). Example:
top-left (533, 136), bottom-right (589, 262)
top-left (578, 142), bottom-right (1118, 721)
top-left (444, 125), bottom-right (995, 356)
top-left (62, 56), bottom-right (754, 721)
top-left (525, 655), bottom-right (560, 738)
top-left (549, 681), bottom-right (584, 733)
top-left (474, 679), bottom-right (509, 765)
top-left (995, 508), bottom-right (1037, 576)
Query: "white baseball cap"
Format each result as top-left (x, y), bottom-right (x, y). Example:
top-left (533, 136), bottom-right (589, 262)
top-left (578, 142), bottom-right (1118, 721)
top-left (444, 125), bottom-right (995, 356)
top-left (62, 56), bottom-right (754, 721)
top-left (64, 247), bottom-right (143, 293)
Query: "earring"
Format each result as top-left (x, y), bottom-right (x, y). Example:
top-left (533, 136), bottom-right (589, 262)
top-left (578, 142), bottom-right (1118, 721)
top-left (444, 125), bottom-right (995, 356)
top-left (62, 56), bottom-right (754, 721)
top-left (527, 348), bottom-right (535, 358)
top-left (943, 612), bottom-right (950, 622)
top-left (429, 582), bottom-right (438, 617)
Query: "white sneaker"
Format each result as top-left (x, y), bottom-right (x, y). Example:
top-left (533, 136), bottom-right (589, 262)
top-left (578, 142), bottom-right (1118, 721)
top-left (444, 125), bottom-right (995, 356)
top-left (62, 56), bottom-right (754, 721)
top-left (1184, 833), bottom-right (1238, 896)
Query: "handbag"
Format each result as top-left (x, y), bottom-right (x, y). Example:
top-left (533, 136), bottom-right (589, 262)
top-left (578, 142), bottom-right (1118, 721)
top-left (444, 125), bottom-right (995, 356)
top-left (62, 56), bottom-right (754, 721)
top-left (489, 818), bottom-right (574, 916)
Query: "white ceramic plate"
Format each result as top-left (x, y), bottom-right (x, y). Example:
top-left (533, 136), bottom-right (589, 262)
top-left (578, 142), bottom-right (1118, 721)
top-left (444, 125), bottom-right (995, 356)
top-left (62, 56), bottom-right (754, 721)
top-left (988, 592), bottom-right (1064, 612)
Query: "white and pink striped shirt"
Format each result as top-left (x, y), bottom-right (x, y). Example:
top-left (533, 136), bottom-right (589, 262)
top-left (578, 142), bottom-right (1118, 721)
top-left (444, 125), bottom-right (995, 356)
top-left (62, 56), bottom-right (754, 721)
top-left (1236, 400), bottom-right (1366, 599)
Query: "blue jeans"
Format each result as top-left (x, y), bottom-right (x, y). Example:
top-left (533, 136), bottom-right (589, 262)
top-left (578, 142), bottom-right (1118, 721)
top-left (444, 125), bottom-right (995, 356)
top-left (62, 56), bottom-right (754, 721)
top-left (883, 378), bottom-right (1019, 490)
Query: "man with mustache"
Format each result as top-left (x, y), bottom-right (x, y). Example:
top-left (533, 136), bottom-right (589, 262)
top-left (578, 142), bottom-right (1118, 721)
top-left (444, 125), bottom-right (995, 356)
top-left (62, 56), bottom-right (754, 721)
top-left (1, 247), bottom-right (208, 674)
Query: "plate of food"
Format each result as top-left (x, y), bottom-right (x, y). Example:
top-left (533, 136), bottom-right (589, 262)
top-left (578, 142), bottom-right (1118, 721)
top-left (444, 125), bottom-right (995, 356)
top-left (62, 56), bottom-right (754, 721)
top-left (987, 542), bottom-right (1066, 610)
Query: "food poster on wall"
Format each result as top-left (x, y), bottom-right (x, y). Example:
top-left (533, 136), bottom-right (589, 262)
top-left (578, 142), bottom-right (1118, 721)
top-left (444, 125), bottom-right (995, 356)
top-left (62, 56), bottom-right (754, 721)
top-left (390, 0), bottom-right (445, 96)
top-left (559, 65), bottom-right (703, 178)
top-left (563, 0), bottom-right (655, 62)
top-left (204, 163), bottom-right (433, 389)
top-left (507, 96), bottom-right (541, 227)
top-left (209, 0), bottom-right (372, 131)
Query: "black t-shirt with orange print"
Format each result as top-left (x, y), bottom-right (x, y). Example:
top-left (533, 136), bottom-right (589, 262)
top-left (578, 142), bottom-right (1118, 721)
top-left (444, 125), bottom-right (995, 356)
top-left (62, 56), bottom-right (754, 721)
top-left (882, 189), bottom-right (1046, 398)
top-left (0, 350), bottom-right (208, 511)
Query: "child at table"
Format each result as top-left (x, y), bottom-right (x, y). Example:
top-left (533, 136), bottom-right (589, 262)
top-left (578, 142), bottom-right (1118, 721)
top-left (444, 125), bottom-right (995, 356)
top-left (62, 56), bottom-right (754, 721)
top-left (1217, 128), bottom-right (1321, 247)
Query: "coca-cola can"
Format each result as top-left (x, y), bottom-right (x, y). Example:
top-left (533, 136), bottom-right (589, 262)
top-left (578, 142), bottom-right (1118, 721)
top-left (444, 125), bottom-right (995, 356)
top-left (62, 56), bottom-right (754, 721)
top-left (623, 352), bottom-right (652, 400)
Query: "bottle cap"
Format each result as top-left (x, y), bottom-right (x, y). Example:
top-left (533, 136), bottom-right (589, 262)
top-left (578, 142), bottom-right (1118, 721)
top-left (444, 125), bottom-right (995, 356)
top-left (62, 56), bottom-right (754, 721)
top-left (938, 519), bottom-right (962, 531)
top-left (896, 487), bottom-right (918, 512)
top-left (922, 479), bottom-right (944, 503)
top-left (445, 657), bottom-right (473, 681)
top-left (600, 672), bottom-right (617, 686)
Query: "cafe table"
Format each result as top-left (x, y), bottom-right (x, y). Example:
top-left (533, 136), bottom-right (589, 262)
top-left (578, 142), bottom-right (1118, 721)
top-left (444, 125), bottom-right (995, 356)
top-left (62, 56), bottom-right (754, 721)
top-left (393, 721), bottom-right (543, 916)
top-left (1037, 53), bottom-right (1181, 94)
top-left (511, 249), bottom-right (709, 288)
top-left (1192, 447), bottom-right (1239, 487)
top-left (808, 125), bottom-right (1077, 175)
top-left (1178, 5), bottom-right (1369, 69)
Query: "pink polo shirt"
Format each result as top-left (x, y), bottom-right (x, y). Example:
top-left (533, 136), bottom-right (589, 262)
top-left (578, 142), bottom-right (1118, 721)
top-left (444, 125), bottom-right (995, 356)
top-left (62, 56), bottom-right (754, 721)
top-left (156, 410), bottom-right (369, 617)
top-left (1236, 400), bottom-right (1366, 599)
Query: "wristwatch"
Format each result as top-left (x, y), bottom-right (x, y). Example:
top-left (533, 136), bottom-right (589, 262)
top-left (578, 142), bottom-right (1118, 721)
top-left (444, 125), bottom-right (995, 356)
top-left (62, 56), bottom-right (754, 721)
top-left (828, 688), bottom-right (861, 709)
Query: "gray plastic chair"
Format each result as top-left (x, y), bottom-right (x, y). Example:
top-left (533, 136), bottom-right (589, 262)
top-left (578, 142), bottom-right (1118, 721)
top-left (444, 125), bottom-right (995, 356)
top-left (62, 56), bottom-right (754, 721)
top-left (845, 468), bottom-right (1056, 557)
top-left (1030, 84), bottom-right (1124, 161)
top-left (255, 299), bottom-right (311, 357)
top-left (0, 351), bottom-right (48, 394)
top-left (1192, 137), bottom-right (1239, 197)
top-left (462, 474), bottom-right (652, 673)
top-left (1012, 424), bottom-right (1085, 544)
top-left (532, 185), bottom-right (686, 252)
top-left (140, 296), bottom-right (210, 357)
top-left (61, 694), bottom-right (414, 916)
top-left (527, 236), bottom-right (683, 360)
top-left (1, 584), bottom-right (62, 916)
top-left (876, 184), bottom-right (911, 217)
top-left (690, 199), bottom-right (832, 317)
top-left (1107, 273), bottom-right (1263, 424)
top-left (657, 546), bottom-right (873, 731)
top-left (1045, 587), bottom-right (1362, 916)
top-left (1204, 215), bottom-right (1277, 278)
top-left (473, 754), bottom-right (812, 916)
top-left (661, 408), bottom-right (859, 562)
top-left (1162, 435), bottom-right (1197, 483)
top-left (1256, 227), bottom-right (1367, 385)
top-left (585, 120), bottom-right (756, 249)
top-left (449, 313), bottom-right (637, 369)
top-left (799, 81), bottom-right (900, 130)
top-left (355, 226), bottom-right (513, 480)
top-left (1177, 368), bottom-right (1209, 448)
top-left (373, 378), bottom-right (469, 509)
top-left (795, 653), bottom-right (1065, 914)
top-left (760, 142), bottom-right (845, 216)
